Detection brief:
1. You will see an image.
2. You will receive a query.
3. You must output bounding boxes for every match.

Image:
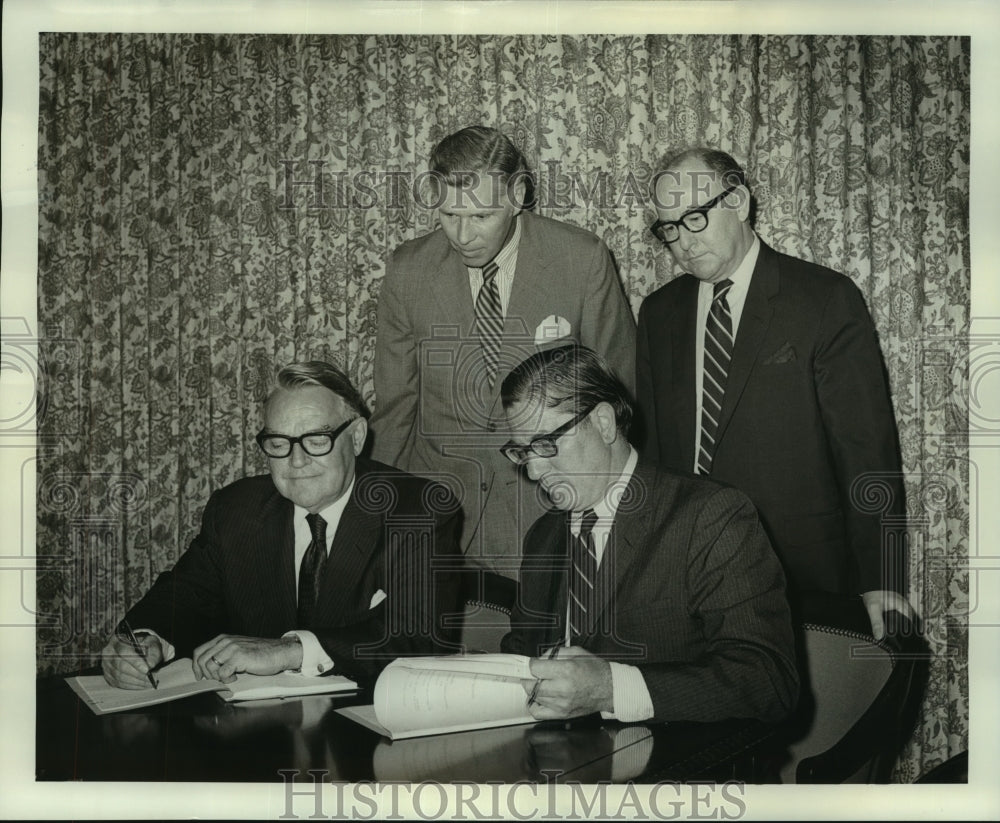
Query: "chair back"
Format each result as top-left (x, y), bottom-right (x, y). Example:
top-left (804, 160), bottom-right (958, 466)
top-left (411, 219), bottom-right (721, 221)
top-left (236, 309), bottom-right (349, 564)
top-left (779, 591), bottom-right (929, 783)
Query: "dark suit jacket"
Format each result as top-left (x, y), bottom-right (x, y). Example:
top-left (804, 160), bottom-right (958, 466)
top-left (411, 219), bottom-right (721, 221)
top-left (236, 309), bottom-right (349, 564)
top-left (125, 458), bottom-right (463, 683)
top-left (636, 241), bottom-right (906, 598)
top-left (371, 211), bottom-right (636, 579)
top-left (501, 462), bottom-right (799, 724)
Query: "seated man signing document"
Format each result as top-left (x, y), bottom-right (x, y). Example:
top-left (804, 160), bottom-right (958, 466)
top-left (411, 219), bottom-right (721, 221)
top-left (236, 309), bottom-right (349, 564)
top-left (102, 361), bottom-right (462, 689)
top-left (499, 345), bottom-right (798, 723)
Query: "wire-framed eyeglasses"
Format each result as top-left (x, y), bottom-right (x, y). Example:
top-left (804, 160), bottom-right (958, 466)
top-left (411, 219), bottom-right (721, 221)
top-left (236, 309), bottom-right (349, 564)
top-left (499, 408), bottom-right (592, 465)
top-left (649, 184), bottom-right (740, 245)
top-left (255, 417), bottom-right (356, 459)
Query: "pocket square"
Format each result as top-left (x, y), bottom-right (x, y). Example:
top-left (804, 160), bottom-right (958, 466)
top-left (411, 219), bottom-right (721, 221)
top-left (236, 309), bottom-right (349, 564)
top-left (534, 314), bottom-right (572, 346)
top-left (763, 342), bottom-right (796, 365)
top-left (369, 589), bottom-right (387, 609)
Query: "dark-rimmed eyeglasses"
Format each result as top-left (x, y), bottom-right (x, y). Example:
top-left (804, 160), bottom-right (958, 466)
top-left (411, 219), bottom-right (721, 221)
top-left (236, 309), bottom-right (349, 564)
top-left (255, 418), bottom-right (356, 459)
top-left (499, 408), bottom-right (592, 465)
top-left (649, 185), bottom-right (740, 245)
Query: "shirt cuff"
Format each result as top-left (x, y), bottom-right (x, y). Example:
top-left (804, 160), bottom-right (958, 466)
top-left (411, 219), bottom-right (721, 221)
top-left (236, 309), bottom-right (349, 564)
top-left (601, 662), bottom-right (655, 723)
top-left (283, 630), bottom-right (335, 676)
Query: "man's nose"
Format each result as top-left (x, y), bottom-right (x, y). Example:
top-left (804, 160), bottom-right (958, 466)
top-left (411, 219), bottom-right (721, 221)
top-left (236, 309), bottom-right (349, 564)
top-left (675, 225), bottom-right (696, 252)
top-left (524, 456), bottom-right (547, 481)
top-left (289, 442), bottom-right (311, 467)
top-left (456, 217), bottom-right (474, 245)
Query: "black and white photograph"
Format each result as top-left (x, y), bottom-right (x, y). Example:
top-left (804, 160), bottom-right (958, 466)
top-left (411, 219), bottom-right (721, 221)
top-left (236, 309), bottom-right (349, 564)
top-left (1, 0), bottom-right (996, 819)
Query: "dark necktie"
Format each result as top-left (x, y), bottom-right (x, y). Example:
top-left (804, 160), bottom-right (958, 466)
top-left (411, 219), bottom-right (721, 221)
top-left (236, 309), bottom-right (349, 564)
top-left (474, 261), bottom-right (503, 386)
top-left (297, 513), bottom-right (328, 630)
top-left (568, 509), bottom-right (599, 642)
top-left (698, 279), bottom-right (734, 475)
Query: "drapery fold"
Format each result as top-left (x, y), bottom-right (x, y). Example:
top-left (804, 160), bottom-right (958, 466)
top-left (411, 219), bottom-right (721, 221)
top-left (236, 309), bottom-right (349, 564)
top-left (37, 33), bottom-right (969, 778)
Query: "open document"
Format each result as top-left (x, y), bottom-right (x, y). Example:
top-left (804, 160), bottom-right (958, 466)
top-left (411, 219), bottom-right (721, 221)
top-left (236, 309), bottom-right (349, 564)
top-left (67, 657), bottom-right (357, 715)
top-left (337, 653), bottom-right (537, 739)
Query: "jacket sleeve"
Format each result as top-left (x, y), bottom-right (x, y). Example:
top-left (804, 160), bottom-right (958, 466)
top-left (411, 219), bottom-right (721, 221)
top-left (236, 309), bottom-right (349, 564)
top-left (637, 490), bottom-right (800, 724)
top-left (370, 248), bottom-right (419, 467)
top-left (813, 277), bottom-right (907, 594)
top-left (124, 491), bottom-right (230, 657)
top-left (577, 236), bottom-right (636, 394)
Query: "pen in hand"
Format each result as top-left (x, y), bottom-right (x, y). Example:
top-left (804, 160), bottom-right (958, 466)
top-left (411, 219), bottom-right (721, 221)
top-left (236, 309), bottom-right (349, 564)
top-left (118, 620), bottom-right (158, 689)
top-left (526, 645), bottom-right (560, 708)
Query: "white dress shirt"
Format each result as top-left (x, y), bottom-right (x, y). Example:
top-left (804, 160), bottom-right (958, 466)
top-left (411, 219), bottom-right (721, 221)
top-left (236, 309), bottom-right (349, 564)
top-left (285, 476), bottom-right (356, 675)
top-left (692, 233), bottom-right (760, 471)
top-left (137, 479), bottom-right (358, 676)
top-left (567, 447), bottom-right (653, 722)
top-left (466, 215), bottom-right (522, 314)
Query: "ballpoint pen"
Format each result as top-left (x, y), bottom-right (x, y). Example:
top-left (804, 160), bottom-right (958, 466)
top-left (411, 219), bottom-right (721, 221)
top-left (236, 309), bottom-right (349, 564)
top-left (526, 645), bottom-right (560, 708)
top-left (118, 619), bottom-right (158, 689)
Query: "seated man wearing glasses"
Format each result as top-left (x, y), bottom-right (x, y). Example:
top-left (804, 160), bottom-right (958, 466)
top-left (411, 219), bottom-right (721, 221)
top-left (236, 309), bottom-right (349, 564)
top-left (101, 361), bottom-right (463, 689)
top-left (636, 146), bottom-right (912, 639)
top-left (499, 344), bottom-right (798, 723)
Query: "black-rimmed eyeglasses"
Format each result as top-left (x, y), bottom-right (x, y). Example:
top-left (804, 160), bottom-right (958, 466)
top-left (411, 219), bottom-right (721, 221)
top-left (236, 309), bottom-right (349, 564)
top-left (499, 408), bottom-right (591, 465)
top-left (255, 418), bottom-right (356, 459)
top-left (649, 184), bottom-right (740, 245)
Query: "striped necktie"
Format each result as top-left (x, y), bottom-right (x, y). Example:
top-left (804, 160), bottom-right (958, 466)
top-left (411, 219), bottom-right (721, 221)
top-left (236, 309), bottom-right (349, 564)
top-left (474, 261), bottom-right (503, 386)
top-left (568, 509), bottom-right (599, 642)
top-left (297, 513), bottom-right (328, 630)
top-left (698, 279), bottom-right (734, 475)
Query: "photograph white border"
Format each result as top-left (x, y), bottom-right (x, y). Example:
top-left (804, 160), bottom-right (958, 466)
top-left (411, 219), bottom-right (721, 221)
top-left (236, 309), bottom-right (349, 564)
top-left (2, 1), bottom-right (997, 819)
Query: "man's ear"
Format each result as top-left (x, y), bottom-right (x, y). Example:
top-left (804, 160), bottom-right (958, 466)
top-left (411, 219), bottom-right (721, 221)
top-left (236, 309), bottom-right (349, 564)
top-left (351, 418), bottom-right (369, 456)
top-left (508, 174), bottom-right (528, 214)
top-left (592, 402), bottom-right (619, 445)
top-left (733, 184), bottom-right (752, 223)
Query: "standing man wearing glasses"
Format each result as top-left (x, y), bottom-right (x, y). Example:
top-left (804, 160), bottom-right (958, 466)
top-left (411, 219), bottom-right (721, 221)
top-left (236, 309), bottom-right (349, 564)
top-left (636, 147), bottom-right (912, 638)
top-left (101, 361), bottom-right (462, 689)
top-left (499, 345), bottom-right (798, 723)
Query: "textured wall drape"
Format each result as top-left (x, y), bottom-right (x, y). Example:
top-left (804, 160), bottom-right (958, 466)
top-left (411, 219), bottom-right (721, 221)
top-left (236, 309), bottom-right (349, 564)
top-left (36, 33), bottom-right (969, 780)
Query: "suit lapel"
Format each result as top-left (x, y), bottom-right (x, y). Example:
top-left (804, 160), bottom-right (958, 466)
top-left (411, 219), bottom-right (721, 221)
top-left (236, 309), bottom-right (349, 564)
top-left (493, 213), bottom-right (549, 404)
top-left (316, 464), bottom-right (383, 626)
top-left (503, 213), bottom-right (549, 333)
top-left (251, 488), bottom-right (298, 631)
top-left (523, 510), bottom-right (572, 648)
top-left (430, 244), bottom-right (477, 336)
top-left (580, 466), bottom-right (652, 644)
top-left (715, 242), bottom-right (778, 444)
top-left (671, 277), bottom-right (699, 471)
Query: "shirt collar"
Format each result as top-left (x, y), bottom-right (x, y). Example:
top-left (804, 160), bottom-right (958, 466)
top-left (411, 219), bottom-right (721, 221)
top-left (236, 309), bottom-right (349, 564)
top-left (727, 232), bottom-right (760, 290)
top-left (293, 474), bottom-right (356, 543)
top-left (481, 213), bottom-right (522, 273)
top-left (573, 446), bottom-right (639, 528)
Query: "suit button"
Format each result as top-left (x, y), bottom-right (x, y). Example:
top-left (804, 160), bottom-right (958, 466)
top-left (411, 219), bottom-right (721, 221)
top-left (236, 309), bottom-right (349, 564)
top-left (480, 482), bottom-right (488, 492)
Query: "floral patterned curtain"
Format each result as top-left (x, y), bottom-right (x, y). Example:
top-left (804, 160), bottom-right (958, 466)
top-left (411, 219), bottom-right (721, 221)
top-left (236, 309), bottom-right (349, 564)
top-left (36, 33), bottom-right (969, 779)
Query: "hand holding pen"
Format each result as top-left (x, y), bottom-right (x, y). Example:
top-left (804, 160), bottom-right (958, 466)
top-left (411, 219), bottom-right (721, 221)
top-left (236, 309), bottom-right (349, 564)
top-left (526, 645), bottom-right (561, 709)
top-left (115, 620), bottom-right (159, 689)
top-left (524, 645), bottom-right (614, 719)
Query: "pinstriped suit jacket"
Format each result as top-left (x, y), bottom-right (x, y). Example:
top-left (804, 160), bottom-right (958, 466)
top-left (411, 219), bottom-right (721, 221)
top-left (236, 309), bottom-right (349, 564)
top-left (501, 462), bottom-right (799, 723)
top-left (125, 457), bottom-right (464, 683)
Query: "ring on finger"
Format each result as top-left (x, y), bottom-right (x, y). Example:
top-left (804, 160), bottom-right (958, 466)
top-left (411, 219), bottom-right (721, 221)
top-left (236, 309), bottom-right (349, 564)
top-left (211, 655), bottom-right (220, 665)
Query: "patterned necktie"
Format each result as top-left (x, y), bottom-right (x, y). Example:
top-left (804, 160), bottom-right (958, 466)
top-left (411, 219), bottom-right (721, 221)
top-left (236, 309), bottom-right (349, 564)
top-left (698, 279), bottom-right (734, 475)
top-left (474, 261), bottom-right (503, 386)
top-left (568, 509), bottom-right (599, 642)
top-left (297, 513), bottom-right (328, 630)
